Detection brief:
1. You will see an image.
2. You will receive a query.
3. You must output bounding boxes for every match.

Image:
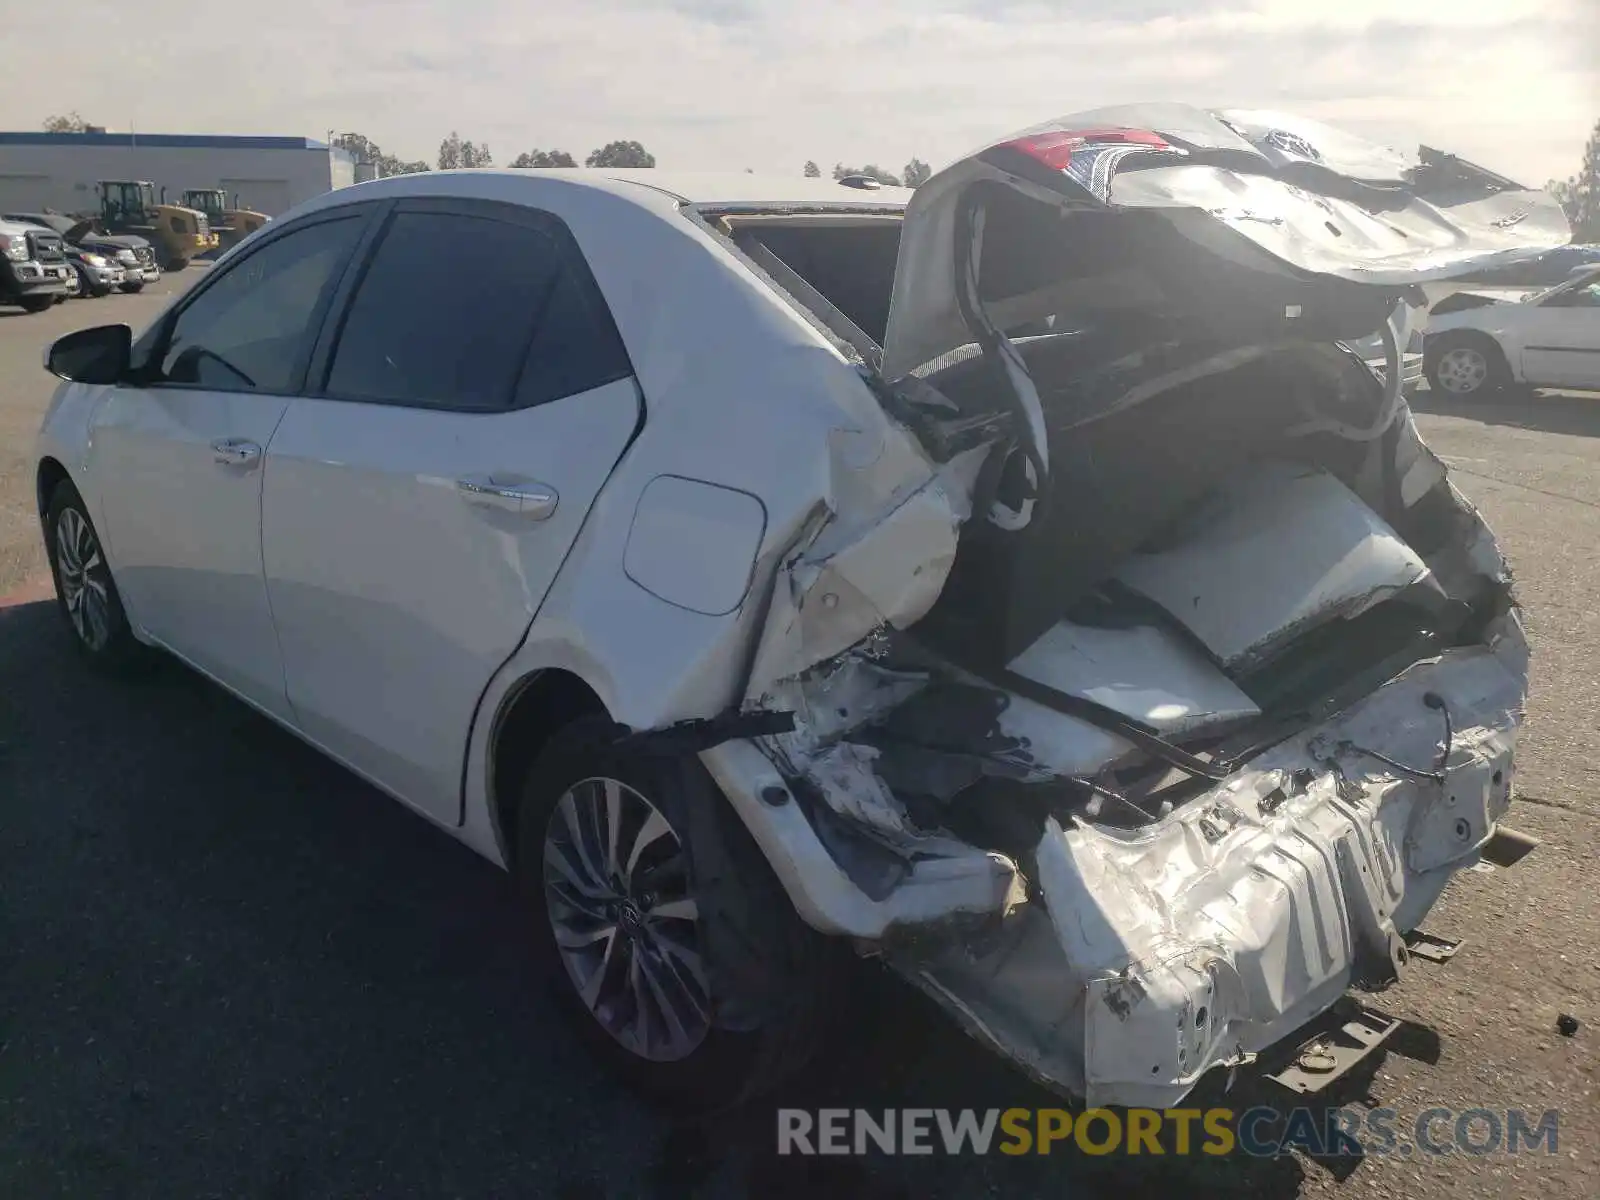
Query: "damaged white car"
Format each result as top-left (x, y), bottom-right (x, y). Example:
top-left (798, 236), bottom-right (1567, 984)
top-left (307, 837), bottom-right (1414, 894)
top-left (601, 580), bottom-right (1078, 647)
top-left (35, 105), bottom-right (1567, 1109)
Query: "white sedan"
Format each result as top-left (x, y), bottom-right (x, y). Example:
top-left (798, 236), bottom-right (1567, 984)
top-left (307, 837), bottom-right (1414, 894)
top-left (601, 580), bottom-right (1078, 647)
top-left (1426, 264), bottom-right (1600, 396)
top-left (33, 105), bottom-right (1562, 1110)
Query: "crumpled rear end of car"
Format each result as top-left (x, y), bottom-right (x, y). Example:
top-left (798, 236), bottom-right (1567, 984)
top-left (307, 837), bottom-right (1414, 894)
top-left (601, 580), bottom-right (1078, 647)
top-left (696, 106), bottom-right (1558, 1107)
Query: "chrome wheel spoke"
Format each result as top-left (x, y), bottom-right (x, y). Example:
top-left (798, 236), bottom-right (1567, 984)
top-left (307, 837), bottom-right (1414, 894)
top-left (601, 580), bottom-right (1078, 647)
top-left (633, 944), bottom-right (699, 1058)
top-left (646, 895), bottom-right (698, 923)
top-left (623, 809), bottom-right (671, 884)
top-left (651, 924), bottom-right (711, 997)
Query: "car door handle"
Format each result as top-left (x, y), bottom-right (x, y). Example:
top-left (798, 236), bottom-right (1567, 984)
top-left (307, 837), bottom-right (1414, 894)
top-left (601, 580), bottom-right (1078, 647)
top-left (456, 475), bottom-right (558, 519)
top-left (211, 438), bottom-right (262, 467)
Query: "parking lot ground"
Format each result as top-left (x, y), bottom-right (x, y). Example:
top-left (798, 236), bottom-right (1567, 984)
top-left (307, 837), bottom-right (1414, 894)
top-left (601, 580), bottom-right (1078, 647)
top-left (0, 297), bottom-right (1595, 1198)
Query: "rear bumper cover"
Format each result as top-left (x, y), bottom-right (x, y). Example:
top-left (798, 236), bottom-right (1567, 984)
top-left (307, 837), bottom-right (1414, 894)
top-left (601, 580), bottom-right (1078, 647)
top-left (705, 613), bottom-right (1527, 1108)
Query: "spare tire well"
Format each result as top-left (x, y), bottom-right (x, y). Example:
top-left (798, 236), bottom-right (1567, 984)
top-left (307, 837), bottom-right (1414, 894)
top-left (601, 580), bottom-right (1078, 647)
top-left (489, 669), bottom-right (606, 864)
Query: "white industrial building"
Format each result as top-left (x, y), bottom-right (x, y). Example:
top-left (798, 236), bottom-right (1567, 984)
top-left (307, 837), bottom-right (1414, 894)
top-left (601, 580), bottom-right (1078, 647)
top-left (0, 131), bottom-right (359, 217)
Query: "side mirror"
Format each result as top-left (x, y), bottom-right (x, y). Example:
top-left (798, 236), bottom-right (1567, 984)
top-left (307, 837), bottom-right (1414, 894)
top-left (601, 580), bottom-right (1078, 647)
top-left (46, 324), bottom-right (131, 384)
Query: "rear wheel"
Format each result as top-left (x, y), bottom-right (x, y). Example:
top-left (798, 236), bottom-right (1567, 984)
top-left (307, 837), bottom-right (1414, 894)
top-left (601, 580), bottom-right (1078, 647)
top-left (515, 718), bottom-right (841, 1109)
top-left (162, 257), bottom-right (190, 272)
top-left (43, 483), bottom-right (149, 674)
top-left (119, 280), bottom-right (145, 294)
top-left (19, 295), bottom-right (54, 313)
top-left (1425, 334), bottom-right (1509, 398)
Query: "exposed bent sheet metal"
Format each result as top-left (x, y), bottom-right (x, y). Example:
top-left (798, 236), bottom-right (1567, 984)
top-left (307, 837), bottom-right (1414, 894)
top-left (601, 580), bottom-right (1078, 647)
top-left (1112, 463), bottom-right (1440, 670)
top-left (883, 103), bottom-right (1571, 380)
top-left (704, 105), bottom-right (1548, 1110)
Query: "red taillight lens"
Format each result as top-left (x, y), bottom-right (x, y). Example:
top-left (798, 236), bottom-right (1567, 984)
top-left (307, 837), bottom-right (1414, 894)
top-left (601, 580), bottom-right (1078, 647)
top-left (1004, 128), bottom-right (1172, 170)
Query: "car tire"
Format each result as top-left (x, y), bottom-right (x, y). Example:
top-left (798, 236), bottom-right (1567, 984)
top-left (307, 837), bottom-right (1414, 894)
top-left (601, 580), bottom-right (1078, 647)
top-left (1425, 333), bottom-right (1509, 399)
top-left (515, 716), bottom-right (842, 1110)
top-left (19, 295), bottom-right (54, 313)
top-left (120, 281), bottom-right (145, 294)
top-left (43, 482), bottom-right (150, 675)
top-left (75, 266), bottom-right (109, 298)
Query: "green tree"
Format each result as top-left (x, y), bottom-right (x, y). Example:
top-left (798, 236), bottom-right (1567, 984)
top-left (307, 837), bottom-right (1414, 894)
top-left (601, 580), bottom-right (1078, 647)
top-left (438, 132), bottom-right (493, 170)
top-left (510, 149), bottom-right (577, 168)
top-left (833, 163), bottom-right (901, 187)
top-left (803, 160), bottom-right (821, 178)
top-left (43, 112), bottom-right (91, 133)
top-left (902, 157), bottom-right (932, 188)
top-left (586, 140), bottom-right (656, 168)
top-left (1547, 117), bottom-right (1599, 241)
top-left (332, 132), bottom-right (430, 178)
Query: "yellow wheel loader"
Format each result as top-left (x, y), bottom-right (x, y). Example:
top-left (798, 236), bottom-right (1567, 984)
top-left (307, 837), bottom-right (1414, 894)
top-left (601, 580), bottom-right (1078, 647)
top-left (180, 189), bottom-right (271, 251)
top-left (90, 181), bottom-right (218, 270)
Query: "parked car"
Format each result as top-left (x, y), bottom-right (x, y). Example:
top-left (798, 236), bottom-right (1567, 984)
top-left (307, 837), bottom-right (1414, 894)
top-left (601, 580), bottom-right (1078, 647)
top-left (0, 215), bottom-right (74, 311)
top-left (2, 212), bottom-right (162, 293)
top-left (33, 106), bottom-right (1563, 1110)
top-left (1425, 264), bottom-right (1600, 396)
top-left (1442, 242), bottom-right (1600, 290)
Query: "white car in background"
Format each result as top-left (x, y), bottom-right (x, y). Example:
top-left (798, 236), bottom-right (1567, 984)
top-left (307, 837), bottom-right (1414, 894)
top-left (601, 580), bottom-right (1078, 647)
top-left (1425, 264), bottom-right (1600, 396)
top-left (32, 105), bottom-right (1565, 1110)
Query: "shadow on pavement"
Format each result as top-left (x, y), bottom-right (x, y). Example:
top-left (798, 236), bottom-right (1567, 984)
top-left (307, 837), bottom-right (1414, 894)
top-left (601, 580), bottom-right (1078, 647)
top-left (1411, 387), bottom-right (1600, 438)
top-left (1, 598), bottom-right (1392, 1199)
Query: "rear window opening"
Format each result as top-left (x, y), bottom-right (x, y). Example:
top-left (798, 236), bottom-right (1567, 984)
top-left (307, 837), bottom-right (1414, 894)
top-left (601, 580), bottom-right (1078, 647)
top-left (714, 214), bottom-right (903, 352)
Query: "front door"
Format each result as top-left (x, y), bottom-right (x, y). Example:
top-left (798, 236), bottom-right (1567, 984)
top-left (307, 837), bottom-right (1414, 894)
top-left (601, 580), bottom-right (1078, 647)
top-left (260, 199), bottom-right (641, 823)
top-left (88, 208), bottom-right (372, 718)
top-left (1522, 274), bottom-right (1600, 388)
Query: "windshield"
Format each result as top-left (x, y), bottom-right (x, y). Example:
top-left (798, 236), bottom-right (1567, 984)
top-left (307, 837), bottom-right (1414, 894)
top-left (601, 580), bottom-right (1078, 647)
top-left (1527, 267), bottom-right (1600, 306)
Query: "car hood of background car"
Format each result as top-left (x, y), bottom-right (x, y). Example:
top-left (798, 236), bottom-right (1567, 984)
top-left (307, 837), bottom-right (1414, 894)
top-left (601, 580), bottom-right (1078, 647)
top-left (881, 103), bottom-right (1571, 380)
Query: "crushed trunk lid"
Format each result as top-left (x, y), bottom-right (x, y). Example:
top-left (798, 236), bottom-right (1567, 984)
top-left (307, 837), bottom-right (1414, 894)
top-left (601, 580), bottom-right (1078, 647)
top-left (881, 104), bottom-right (1570, 382)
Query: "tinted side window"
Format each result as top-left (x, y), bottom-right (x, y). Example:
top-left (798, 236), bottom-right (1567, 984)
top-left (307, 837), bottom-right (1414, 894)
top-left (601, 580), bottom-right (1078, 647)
top-left (160, 217), bottom-right (362, 392)
top-left (324, 209), bottom-right (630, 411)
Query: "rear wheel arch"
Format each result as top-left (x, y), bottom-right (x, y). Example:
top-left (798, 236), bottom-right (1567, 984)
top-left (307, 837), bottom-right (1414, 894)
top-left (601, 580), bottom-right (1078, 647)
top-left (488, 668), bottom-right (608, 864)
top-left (36, 457), bottom-right (71, 518)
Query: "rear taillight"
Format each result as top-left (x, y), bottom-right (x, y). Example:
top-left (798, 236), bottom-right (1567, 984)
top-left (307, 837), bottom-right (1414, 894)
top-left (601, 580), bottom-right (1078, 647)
top-left (1003, 128), bottom-right (1173, 170)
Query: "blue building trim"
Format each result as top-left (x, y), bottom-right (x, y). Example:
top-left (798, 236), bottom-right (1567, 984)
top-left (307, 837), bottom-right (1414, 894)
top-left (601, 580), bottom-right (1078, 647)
top-left (0, 132), bottom-right (331, 151)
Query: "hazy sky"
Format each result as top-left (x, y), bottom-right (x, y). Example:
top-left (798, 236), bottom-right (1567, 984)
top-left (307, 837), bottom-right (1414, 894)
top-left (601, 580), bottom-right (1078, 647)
top-left (3, 0), bottom-right (1594, 185)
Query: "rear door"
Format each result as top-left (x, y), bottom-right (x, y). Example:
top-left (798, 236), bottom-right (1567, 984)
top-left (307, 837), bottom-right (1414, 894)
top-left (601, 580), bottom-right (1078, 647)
top-left (1521, 273), bottom-right (1600, 388)
top-left (260, 197), bottom-right (640, 824)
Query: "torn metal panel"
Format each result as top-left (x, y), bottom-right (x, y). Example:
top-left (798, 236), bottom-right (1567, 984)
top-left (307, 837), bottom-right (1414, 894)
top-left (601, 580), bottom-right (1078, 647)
top-left (884, 626), bottom-right (1526, 1108)
top-left (882, 104), bottom-right (1569, 381)
top-left (1113, 464), bottom-right (1441, 671)
top-left (800, 742), bottom-right (912, 836)
top-left (697, 738), bottom-right (1025, 940)
top-left (1008, 617), bottom-right (1261, 737)
top-left (745, 445), bottom-right (988, 693)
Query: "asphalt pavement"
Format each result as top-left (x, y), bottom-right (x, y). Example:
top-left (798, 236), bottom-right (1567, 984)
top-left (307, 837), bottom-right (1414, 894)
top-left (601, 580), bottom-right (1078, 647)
top-left (0, 284), bottom-right (1594, 1198)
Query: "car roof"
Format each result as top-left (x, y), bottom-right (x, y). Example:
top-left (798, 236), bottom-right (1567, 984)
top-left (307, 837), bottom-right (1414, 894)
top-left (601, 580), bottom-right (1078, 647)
top-left (355, 168), bottom-right (913, 212)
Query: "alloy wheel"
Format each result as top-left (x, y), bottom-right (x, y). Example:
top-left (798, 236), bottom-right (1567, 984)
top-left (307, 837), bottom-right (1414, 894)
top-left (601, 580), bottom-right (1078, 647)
top-left (55, 506), bottom-right (112, 650)
top-left (542, 776), bottom-right (711, 1062)
top-left (1436, 346), bottom-right (1489, 395)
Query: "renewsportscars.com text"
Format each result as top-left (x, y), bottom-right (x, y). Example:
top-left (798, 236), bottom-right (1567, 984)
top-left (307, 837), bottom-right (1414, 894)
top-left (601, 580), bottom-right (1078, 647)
top-left (776, 1106), bottom-right (1561, 1158)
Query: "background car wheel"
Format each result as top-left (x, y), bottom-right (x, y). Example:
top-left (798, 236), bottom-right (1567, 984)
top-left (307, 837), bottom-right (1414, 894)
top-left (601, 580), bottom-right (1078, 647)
top-left (74, 266), bottom-right (108, 298)
top-left (19, 295), bottom-right (54, 313)
top-left (515, 717), bottom-right (842, 1110)
top-left (120, 281), bottom-right (145, 294)
top-left (44, 483), bottom-right (149, 675)
top-left (1425, 334), bottom-right (1509, 398)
